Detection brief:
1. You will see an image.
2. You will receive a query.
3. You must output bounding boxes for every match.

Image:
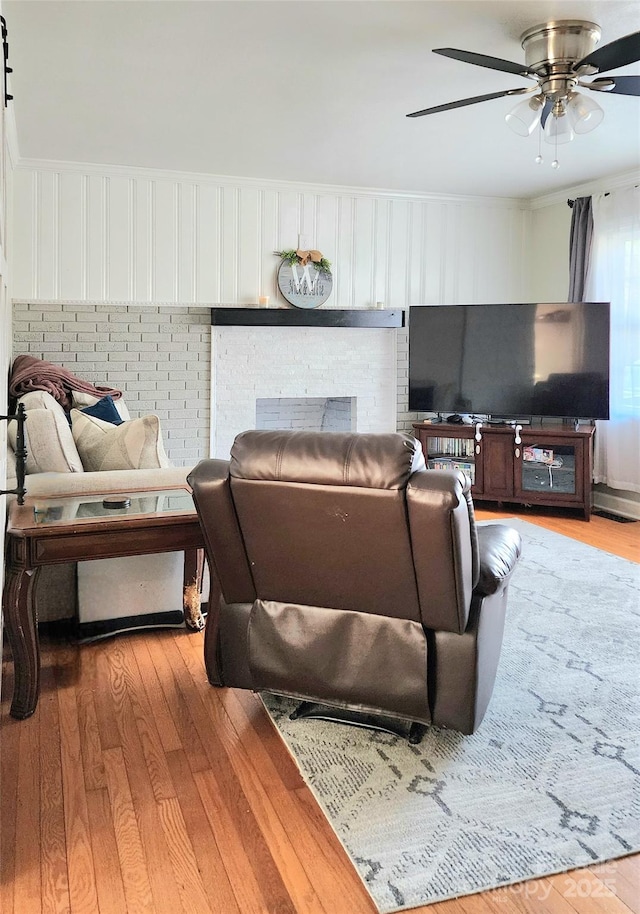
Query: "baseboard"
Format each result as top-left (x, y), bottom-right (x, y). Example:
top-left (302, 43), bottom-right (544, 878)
top-left (77, 610), bottom-right (186, 642)
top-left (592, 490), bottom-right (640, 521)
top-left (38, 604), bottom-right (209, 644)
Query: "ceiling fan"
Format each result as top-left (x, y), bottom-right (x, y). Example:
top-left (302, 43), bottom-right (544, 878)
top-left (407, 20), bottom-right (640, 167)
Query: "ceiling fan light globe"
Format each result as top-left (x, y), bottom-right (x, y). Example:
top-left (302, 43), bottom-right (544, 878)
top-left (505, 96), bottom-right (543, 136)
top-left (544, 111), bottom-right (575, 145)
top-left (567, 92), bottom-right (605, 134)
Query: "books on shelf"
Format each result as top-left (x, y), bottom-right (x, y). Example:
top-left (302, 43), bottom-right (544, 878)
top-left (429, 437), bottom-right (475, 458)
top-left (427, 458), bottom-right (475, 485)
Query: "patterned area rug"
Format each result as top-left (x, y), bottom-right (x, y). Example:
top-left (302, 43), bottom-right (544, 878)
top-left (261, 519), bottom-right (640, 912)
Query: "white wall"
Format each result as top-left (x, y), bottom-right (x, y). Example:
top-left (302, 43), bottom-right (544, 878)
top-left (530, 170), bottom-right (640, 517)
top-left (7, 158), bottom-right (640, 519)
top-left (10, 160), bottom-right (532, 455)
top-left (528, 200), bottom-right (571, 303)
top-left (0, 0), bottom-right (16, 679)
top-left (12, 160), bottom-right (530, 307)
top-left (528, 169), bottom-right (640, 303)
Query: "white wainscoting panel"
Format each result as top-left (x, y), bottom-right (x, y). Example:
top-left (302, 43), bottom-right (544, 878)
top-left (13, 161), bottom-right (530, 308)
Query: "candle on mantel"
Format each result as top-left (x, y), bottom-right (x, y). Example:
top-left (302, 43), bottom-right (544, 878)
top-left (258, 295), bottom-right (270, 307)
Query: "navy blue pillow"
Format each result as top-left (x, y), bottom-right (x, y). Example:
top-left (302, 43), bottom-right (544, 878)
top-left (81, 395), bottom-right (124, 425)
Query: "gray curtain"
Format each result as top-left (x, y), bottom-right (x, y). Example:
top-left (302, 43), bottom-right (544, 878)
top-left (568, 196), bottom-right (593, 302)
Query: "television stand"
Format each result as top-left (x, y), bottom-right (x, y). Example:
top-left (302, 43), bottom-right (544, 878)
top-left (413, 422), bottom-right (596, 520)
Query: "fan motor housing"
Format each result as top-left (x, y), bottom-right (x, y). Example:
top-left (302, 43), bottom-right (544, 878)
top-left (520, 20), bottom-right (601, 75)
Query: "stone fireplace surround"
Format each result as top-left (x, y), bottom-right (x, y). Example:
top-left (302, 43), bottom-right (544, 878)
top-left (209, 308), bottom-right (403, 459)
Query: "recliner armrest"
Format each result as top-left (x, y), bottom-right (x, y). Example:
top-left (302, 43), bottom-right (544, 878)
top-left (475, 524), bottom-right (522, 596)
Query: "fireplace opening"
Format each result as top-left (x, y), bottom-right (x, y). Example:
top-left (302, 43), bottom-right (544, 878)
top-left (256, 397), bottom-right (356, 433)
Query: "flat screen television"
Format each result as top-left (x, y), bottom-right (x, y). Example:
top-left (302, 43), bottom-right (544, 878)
top-left (408, 302), bottom-right (610, 420)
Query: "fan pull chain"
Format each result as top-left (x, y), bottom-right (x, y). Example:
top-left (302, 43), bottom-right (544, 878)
top-left (552, 128), bottom-right (559, 169)
top-left (535, 125), bottom-right (543, 165)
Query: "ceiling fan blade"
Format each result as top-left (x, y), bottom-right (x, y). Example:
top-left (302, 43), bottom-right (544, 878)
top-left (588, 75), bottom-right (640, 96)
top-left (433, 48), bottom-right (537, 79)
top-left (407, 89), bottom-right (521, 118)
top-left (575, 30), bottom-right (640, 73)
top-left (540, 98), bottom-right (553, 128)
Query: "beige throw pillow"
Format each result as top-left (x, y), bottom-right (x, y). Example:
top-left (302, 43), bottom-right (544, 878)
top-left (70, 410), bottom-right (172, 471)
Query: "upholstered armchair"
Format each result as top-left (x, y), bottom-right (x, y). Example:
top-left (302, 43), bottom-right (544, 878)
top-left (188, 430), bottom-right (522, 739)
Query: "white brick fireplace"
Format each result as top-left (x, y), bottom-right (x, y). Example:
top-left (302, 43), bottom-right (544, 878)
top-left (209, 310), bottom-right (401, 458)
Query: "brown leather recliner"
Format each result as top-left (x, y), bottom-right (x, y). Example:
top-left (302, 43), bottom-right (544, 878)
top-left (188, 430), bottom-right (522, 739)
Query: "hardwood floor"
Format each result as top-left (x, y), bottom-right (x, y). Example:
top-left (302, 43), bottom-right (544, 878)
top-left (2, 509), bottom-right (639, 914)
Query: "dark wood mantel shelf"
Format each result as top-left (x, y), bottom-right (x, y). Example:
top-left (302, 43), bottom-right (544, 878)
top-left (210, 308), bottom-right (405, 328)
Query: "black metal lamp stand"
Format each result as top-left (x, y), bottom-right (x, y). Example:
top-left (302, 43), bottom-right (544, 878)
top-left (1, 403), bottom-right (27, 504)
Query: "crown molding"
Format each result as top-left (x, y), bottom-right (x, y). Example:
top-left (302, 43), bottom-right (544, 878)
top-left (529, 169), bottom-right (640, 210)
top-left (13, 156), bottom-right (529, 209)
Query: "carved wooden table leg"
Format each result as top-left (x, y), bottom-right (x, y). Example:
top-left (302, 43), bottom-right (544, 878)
top-left (2, 565), bottom-right (41, 719)
top-left (183, 547), bottom-right (205, 631)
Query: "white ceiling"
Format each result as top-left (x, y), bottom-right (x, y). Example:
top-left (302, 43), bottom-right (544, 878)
top-left (4, 0), bottom-right (640, 199)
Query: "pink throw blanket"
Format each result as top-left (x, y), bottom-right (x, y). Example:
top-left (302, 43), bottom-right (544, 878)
top-left (9, 354), bottom-right (123, 412)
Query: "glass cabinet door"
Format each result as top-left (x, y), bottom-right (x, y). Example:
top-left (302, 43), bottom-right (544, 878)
top-left (516, 437), bottom-right (583, 500)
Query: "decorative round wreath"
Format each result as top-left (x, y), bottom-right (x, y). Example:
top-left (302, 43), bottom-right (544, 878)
top-left (275, 248), bottom-right (332, 276)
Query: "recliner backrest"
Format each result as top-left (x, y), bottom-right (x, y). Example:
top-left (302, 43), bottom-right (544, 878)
top-left (189, 430), bottom-right (480, 636)
top-left (229, 430), bottom-right (423, 620)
